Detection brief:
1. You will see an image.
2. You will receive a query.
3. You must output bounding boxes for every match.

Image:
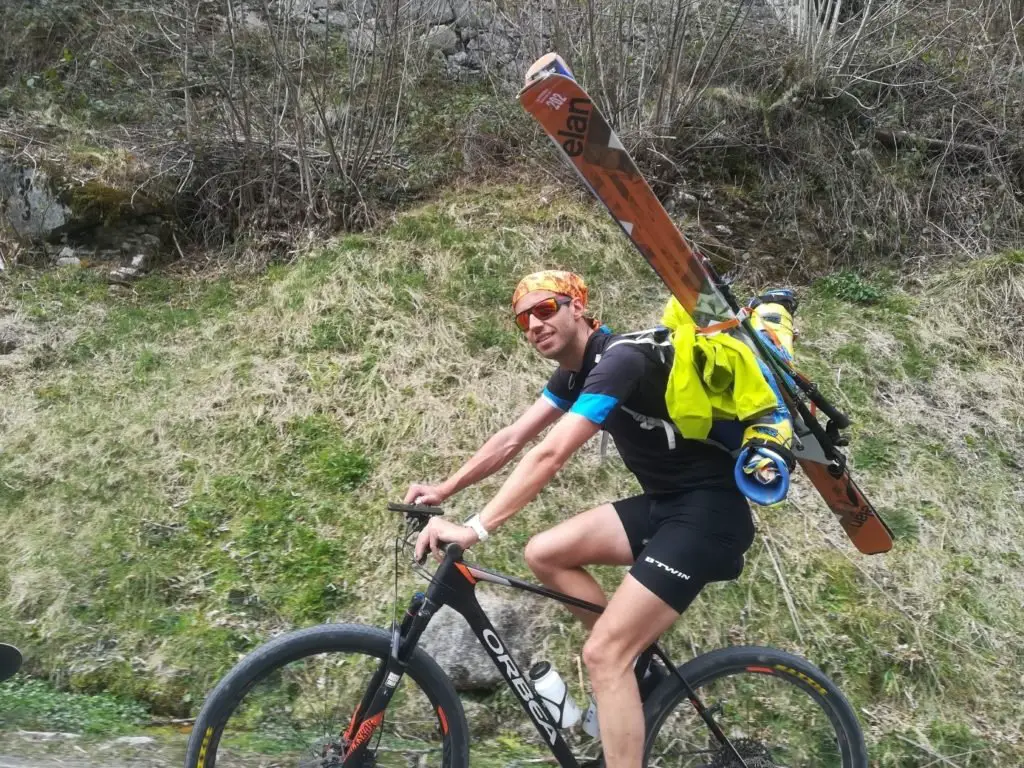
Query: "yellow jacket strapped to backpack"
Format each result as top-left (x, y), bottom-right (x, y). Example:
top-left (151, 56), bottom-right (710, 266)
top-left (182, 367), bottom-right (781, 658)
top-left (659, 297), bottom-right (780, 440)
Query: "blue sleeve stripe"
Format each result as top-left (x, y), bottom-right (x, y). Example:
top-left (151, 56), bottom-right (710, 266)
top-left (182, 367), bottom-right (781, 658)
top-left (569, 393), bottom-right (619, 424)
top-left (542, 387), bottom-right (572, 412)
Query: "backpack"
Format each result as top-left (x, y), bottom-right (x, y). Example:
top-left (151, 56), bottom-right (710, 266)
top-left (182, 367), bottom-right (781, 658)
top-left (603, 293), bottom-right (798, 505)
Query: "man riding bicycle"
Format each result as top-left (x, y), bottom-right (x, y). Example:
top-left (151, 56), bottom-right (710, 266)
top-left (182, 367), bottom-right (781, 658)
top-left (408, 270), bottom-right (755, 768)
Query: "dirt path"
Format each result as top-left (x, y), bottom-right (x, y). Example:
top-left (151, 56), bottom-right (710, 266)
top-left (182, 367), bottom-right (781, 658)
top-left (0, 732), bottom-right (186, 768)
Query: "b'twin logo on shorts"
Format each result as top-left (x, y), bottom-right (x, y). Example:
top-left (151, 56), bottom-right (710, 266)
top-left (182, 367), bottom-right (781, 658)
top-left (645, 556), bottom-right (691, 580)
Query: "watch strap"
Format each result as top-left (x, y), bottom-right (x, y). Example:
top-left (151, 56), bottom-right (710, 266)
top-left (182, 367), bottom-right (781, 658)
top-left (464, 514), bottom-right (490, 541)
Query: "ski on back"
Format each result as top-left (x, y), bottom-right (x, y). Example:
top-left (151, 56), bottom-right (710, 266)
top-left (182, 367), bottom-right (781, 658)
top-left (521, 55), bottom-right (735, 329)
top-left (519, 53), bottom-right (893, 554)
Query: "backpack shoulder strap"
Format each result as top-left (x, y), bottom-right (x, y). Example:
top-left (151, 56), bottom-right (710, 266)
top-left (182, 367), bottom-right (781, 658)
top-left (603, 326), bottom-right (673, 366)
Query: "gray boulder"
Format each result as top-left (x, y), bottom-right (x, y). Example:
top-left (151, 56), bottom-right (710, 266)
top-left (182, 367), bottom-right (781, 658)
top-left (451, 0), bottom-right (495, 29)
top-left (0, 163), bottom-right (71, 241)
top-left (401, 0), bottom-right (455, 25)
top-left (109, 265), bottom-right (142, 283)
top-left (0, 330), bottom-right (20, 355)
top-left (324, 10), bottom-right (349, 27)
top-left (424, 25), bottom-right (459, 54)
top-left (240, 10), bottom-right (267, 30)
top-left (347, 26), bottom-right (378, 53)
top-left (1, 156), bottom-right (168, 251)
top-left (467, 30), bottom-right (518, 68)
top-left (418, 589), bottom-right (553, 690)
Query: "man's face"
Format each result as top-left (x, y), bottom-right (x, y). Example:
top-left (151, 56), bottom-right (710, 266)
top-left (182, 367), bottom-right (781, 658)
top-left (513, 290), bottom-right (583, 359)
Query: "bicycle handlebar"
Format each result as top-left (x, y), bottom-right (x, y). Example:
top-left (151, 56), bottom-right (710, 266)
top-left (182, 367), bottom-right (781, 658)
top-left (387, 503), bottom-right (467, 565)
top-left (387, 502), bottom-right (444, 527)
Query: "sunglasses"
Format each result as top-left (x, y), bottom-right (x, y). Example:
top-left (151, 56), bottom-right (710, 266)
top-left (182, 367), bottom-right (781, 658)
top-left (515, 295), bottom-right (573, 332)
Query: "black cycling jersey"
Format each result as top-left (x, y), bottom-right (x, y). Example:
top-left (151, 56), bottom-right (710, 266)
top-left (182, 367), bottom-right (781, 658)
top-left (542, 329), bottom-right (739, 495)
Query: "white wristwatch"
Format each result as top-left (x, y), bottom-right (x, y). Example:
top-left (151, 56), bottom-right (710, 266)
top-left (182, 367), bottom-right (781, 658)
top-left (464, 514), bottom-right (490, 542)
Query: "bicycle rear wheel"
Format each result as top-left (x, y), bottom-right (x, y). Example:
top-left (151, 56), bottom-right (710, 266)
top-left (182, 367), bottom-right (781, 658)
top-left (184, 623), bottom-right (470, 768)
top-left (643, 646), bottom-right (867, 768)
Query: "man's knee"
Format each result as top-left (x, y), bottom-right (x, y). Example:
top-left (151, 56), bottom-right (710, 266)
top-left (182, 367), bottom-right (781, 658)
top-left (524, 532), bottom-right (559, 575)
top-left (582, 628), bottom-right (631, 686)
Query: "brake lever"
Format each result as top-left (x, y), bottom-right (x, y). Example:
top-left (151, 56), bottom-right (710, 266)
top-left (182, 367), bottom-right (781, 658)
top-left (394, 517), bottom-right (431, 567)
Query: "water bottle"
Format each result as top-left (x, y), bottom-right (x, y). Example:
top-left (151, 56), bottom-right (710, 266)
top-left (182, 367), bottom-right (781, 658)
top-left (528, 662), bottom-right (582, 729)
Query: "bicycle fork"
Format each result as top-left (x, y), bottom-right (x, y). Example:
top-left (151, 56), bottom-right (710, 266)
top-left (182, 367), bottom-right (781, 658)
top-left (339, 591), bottom-right (436, 766)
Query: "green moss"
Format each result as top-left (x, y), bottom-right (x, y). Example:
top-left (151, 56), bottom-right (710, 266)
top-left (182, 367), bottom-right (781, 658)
top-left (65, 180), bottom-right (145, 227)
top-left (0, 677), bottom-right (148, 734)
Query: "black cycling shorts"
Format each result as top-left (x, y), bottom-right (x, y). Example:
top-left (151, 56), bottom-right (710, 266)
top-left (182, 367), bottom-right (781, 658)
top-left (614, 489), bottom-right (755, 614)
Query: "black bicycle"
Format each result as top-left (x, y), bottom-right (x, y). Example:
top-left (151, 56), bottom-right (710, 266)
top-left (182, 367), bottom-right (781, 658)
top-left (184, 503), bottom-right (867, 767)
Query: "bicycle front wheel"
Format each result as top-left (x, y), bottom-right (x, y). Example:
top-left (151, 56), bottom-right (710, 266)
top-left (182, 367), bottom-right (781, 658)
top-left (184, 623), bottom-right (470, 768)
top-left (644, 646), bottom-right (867, 768)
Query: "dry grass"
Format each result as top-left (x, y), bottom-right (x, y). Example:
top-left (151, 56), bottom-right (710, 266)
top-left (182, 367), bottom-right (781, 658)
top-left (1, 184), bottom-right (1022, 763)
top-left (931, 251), bottom-right (1024, 364)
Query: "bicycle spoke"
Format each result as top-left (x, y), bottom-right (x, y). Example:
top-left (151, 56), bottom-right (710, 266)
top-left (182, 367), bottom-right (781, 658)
top-left (648, 672), bottom-right (847, 767)
top-left (209, 650), bottom-right (447, 767)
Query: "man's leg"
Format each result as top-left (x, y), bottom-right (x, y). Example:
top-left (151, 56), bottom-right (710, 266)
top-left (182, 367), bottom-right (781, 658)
top-left (582, 575), bottom-right (680, 768)
top-left (523, 502), bottom-right (638, 628)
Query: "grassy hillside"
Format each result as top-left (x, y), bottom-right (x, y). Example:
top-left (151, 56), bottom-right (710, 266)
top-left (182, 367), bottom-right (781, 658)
top-left (1, 182), bottom-right (1023, 765)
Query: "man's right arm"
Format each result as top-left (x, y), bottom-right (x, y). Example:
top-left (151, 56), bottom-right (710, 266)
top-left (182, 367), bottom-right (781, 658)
top-left (404, 397), bottom-right (565, 504)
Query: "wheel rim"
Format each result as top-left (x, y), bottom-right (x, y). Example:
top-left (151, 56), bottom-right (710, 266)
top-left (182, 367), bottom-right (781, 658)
top-left (646, 664), bottom-right (854, 768)
top-left (202, 648), bottom-right (452, 767)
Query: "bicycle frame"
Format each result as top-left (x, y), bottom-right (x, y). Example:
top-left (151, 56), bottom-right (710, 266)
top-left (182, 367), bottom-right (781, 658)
top-left (341, 543), bottom-right (747, 767)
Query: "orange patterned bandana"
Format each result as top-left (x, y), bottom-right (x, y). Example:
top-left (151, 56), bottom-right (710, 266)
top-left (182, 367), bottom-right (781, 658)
top-left (512, 270), bottom-right (589, 308)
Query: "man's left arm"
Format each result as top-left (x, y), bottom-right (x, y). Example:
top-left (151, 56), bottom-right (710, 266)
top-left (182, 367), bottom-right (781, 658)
top-left (476, 412), bottom-right (601, 532)
top-left (475, 345), bottom-right (649, 536)
top-left (414, 413), bottom-right (599, 560)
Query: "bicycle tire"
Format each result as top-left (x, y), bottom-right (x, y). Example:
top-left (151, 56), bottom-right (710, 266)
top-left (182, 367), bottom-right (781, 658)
top-left (642, 646), bottom-right (868, 768)
top-left (183, 623), bottom-right (470, 768)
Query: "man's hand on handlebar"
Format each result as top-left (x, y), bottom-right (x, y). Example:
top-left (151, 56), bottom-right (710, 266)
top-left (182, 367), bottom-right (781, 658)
top-left (404, 483), bottom-right (448, 507)
top-left (414, 517), bottom-right (479, 563)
